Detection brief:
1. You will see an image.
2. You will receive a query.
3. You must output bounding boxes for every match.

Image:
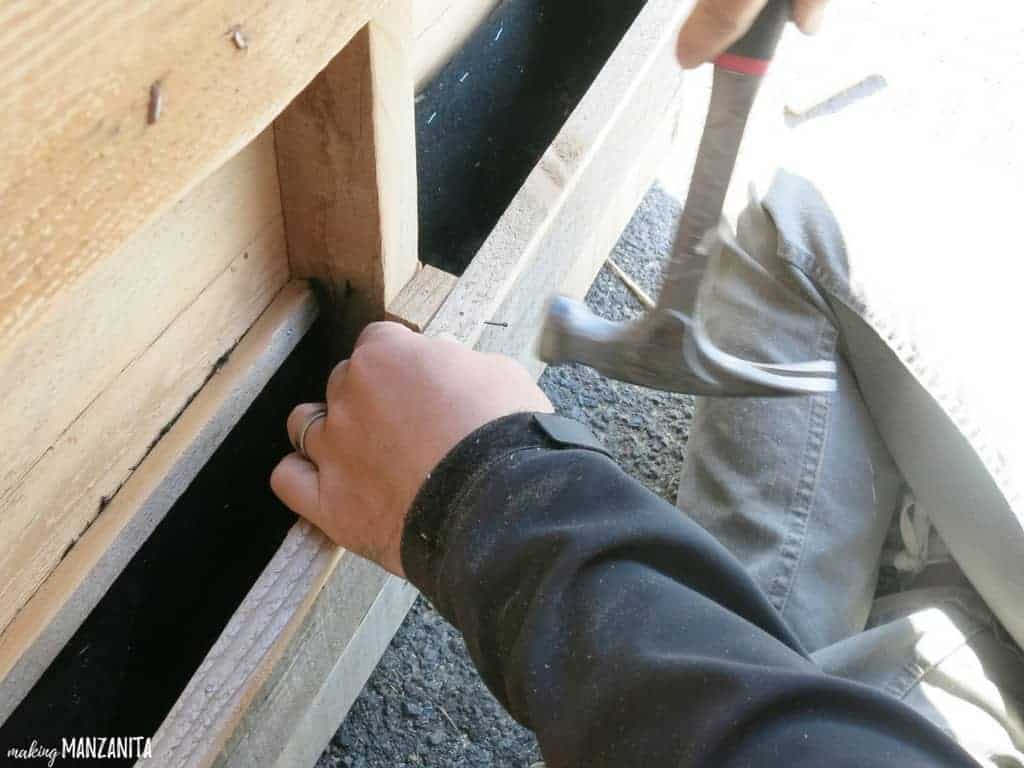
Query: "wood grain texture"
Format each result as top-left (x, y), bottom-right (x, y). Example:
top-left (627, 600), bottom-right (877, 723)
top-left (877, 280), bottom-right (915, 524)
top-left (0, 0), bottom-right (384, 367)
top-left (0, 130), bottom-right (289, 640)
top-left (148, 521), bottom-right (341, 768)
top-left (0, 222), bottom-right (288, 635)
top-left (413, 0), bottom-right (501, 90)
top-left (266, 576), bottom-right (418, 768)
top-left (145, 256), bottom-right (453, 768)
top-left (275, 0), bottom-right (419, 350)
top-left (386, 264), bottom-right (458, 332)
top-left (144, 4), bottom-right (689, 764)
top-left (0, 283), bottom-right (319, 727)
top-left (431, 0), bottom-right (688, 362)
top-left (0, 129), bottom-right (281, 542)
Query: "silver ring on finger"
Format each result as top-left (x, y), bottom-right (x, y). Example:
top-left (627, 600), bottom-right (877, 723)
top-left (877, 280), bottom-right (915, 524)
top-left (297, 408), bottom-right (328, 462)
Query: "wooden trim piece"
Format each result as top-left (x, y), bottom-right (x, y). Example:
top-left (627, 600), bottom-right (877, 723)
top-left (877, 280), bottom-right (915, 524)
top-left (267, 576), bottom-right (418, 768)
top-left (276, 0), bottom-right (419, 352)
top-left (414, 0), bottom-right (502, 90)
top-left (0, 283), bottom-right (319, 727)
top-left (147, 231), bottom-right (453, 768)
top-left (149, 522), bottom-right (341, 768)
top-left (428, 0), bottom-right (688, 361)
top-left (0, 223), bottom-right (288, 635)
top-left (151, 1), bottom-right (686, 763)
top-left (0, 133), bottom-right (286, 639)
top-left (385, 265), bottom-right (459, 332)
top-left (0, 0), bottom-right (385, 366)
top-left (0, 131), bottom-right (282, 509)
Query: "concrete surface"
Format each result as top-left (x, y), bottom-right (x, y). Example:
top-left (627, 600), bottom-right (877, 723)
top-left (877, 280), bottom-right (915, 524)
top-left (317, 186), bottom-right (691, 768)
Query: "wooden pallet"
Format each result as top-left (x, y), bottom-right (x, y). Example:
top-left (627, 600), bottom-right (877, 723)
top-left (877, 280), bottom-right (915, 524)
top-left (0, 0), bottom-right (688, 763)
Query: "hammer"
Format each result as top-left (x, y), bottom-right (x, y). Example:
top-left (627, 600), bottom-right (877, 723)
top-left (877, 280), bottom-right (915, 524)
top-left (538, 0), bottom-right (837, 396)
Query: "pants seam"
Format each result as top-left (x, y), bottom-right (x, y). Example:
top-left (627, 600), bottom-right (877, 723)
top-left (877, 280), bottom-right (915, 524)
top-left (885, 623), bottom-right (990, 701)
top-left (765, 317), bottom-right (839, 617)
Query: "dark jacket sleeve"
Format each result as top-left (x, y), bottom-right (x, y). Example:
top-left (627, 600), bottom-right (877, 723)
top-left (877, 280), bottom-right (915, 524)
top-left (401, 413), bottom-right (977, 768)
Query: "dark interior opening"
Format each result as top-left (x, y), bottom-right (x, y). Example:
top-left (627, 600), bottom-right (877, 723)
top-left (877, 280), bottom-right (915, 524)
top-left (0, 0), bottom-right (646, 760)
top-left (418, 0), bottom-right (647, 274)
top-left (0, 328), bottom-right (329, 761)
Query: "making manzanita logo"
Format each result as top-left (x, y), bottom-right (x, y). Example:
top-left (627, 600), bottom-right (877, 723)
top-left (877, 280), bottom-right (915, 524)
top-left (7, 737), bottom-right (152, 765)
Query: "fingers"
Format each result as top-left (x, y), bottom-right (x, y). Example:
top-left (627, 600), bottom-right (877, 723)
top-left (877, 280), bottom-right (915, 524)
top-left (270, 453), bottom-right (321, 523)
top-left (326, 360), bottom-right (349, 403)
top-left (792, 0), bottom-right (827, 34)
top-left (676, 0), bottom-right (828, 69)
top-left (353, 320), bottom-right (412, 351)
top-left (287, 402), bottom-right (328, 463)
top-left (677, 0), bottom-right (767, 69)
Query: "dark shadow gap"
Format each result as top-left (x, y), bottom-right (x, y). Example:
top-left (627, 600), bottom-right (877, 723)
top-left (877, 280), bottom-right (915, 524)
top-left (418, 0), bottom-right (647, 274)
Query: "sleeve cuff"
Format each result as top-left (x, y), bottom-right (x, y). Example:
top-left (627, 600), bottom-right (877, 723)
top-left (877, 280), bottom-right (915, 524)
top-left (400, 412), bottom-right (610, 589)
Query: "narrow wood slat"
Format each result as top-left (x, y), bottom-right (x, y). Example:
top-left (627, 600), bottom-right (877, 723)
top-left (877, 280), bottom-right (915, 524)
top-left (0, 283), bottom-right (319, 726)
top-left (0, 132), bottom-right (284, 632)
top-left (386, 265), bottom-right (459, 332)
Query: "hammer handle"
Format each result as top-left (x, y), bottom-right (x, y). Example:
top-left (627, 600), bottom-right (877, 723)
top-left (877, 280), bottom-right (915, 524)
top-left (715, 0), bottom-right (790, 74)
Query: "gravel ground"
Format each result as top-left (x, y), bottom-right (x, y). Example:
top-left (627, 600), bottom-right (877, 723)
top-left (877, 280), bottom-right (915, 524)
top-left (317, 186), bottom-right (694, 768)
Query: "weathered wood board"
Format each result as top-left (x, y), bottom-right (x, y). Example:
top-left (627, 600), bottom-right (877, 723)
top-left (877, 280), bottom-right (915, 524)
top-left (0, 0), bottom-right (386, 371)
top-left (0, 283), bottom-right (319, 726)
top-left (276, 0), bottom-right (419, 348)
top-left (147, 0), bottom-right (689, 764)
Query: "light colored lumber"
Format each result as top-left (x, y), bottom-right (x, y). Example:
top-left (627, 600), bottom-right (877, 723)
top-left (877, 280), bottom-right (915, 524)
top-left (0, 0), bottom-right (385, 370)
top-left (0, 283), bottom-right (318, 727)
top-left (0, 130), bottom-right (288, 641)
top-left (266, 576), bottom-right (418, 768)
top-left (0, 129), bottom-right (281, 519)
top-left (433, 0), bottom-right (688, 369)
top-left (275, 0), bottom-right (419, 348)
top-left (148, 522), bottom-right (342, 768)
top-left (148, 4), bottom-right (689, 765)
top-left (414, 0), bottom-right (501, 90)
top-left (386, 265), bottom-right (459, 332)
top-left (146, 205), bottom-right (453, 768)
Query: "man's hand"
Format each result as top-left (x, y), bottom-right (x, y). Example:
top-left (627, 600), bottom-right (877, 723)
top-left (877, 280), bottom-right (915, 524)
top-left (270, 322), bottom-right (553, 577)
top-left (677, 0), bottom-right (828, 69)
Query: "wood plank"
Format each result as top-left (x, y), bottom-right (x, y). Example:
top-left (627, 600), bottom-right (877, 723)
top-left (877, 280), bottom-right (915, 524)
top-left (275, 0), bottom-right (419, 352)
top-left (149, 4), bottom-right (687, 764)
top-left (0, 135), bottom-right (289, 643)
top-left (433, 0), bottom-right (688, 364)
top-left (414, 0), bottom-right (501, 90)
top-left (385, 265), bottom-right (459, 332)
top-left (267, 576), bottom-right (418, 768)
top-left (0, 0), bottom-right (385, 367)
top-left (0, 224), bottom-right (289, 634)
top-left (147, 192), bottom-right (451, 768)
top-left (0, 283), bottom-right (319, 727)
top-left (0, 129), bottom-right (281, 539)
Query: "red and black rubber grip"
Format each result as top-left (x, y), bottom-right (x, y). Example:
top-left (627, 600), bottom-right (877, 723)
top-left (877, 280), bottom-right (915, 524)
top-left (715, 0), bottom-right (790, 75)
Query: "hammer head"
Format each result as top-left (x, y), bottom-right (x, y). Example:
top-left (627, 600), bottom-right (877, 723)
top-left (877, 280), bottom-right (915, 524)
top-left (538, 296), bottom-right (837, 397)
